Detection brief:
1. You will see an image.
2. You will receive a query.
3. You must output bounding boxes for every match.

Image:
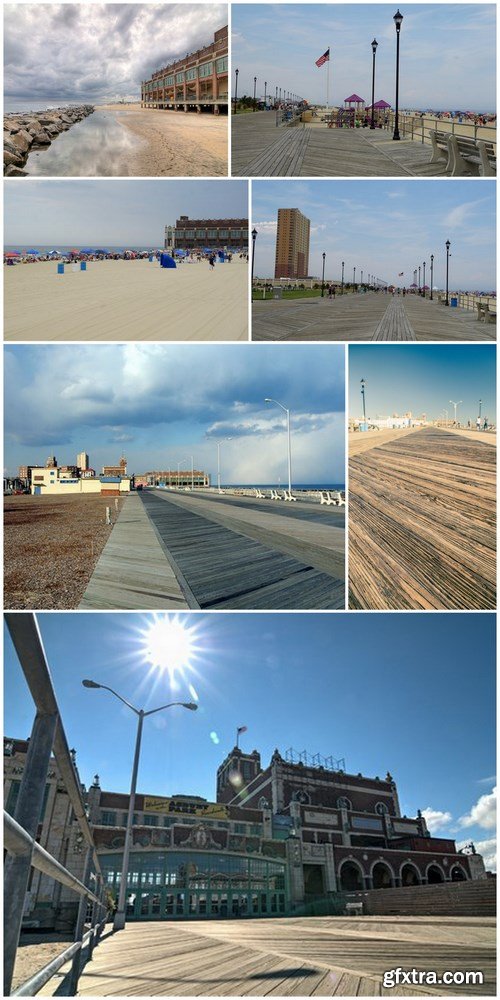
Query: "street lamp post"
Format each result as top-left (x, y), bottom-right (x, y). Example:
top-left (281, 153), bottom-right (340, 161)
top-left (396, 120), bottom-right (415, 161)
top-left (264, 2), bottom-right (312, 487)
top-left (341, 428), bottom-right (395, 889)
top-left (253, 76), bottom-right (257, 110)
top-left (191, 455), bottom-right (194, 491)
top-left (216, 438), bottom-right (233, 493)
top-left (393, 10), bottom-right (403, 140)
top-left (264, 81), bottom-right (267, 107)
top-left (370, 39), bottom-right (378, 129)
top-left (353, 266), bottom-right (356, 287)
top-left (361, 269), bottom-right (364, 285)
top-left (341, 260), bottom-right (345, 294)
top-left (234, 68), bottom-right (239, 106)
top-left (449, 399), bottom-right (462, 426)
top-left (275, 86), bottom-right (278, 104)
top-left (321, 252), bottom-right (326, 296)
top-left (251, 227), bottom-right (258, 296)
top-left (445, 239), bottom-right (451, 306)
top-left (430, 254), bottom-right (434, 300)
top-left (264, 397), bottom-right (292, 495)
top-left (360, 378), bottom-right (367, 427)
top-left (479, 398), bottom-right (483, 419)
top-left (82, 680), bottom-right (197, 930)
top-left (422, 261), bottom-right (426, 298)
top-left (418, 265), bottom-right (421, 293)
top-left (177, 458), bottom-right (188, 487)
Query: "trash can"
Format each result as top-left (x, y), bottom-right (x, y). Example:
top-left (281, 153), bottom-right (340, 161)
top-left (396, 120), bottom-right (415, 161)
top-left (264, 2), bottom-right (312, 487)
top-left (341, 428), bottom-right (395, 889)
top-left (272, 288), bottom-right (283, 300)
top-left (57, 263), bottom-right (65, 275)
top-left (80, 261), bottom-right (87, 271)
top-left (450, 296), bottom-right (458, 307)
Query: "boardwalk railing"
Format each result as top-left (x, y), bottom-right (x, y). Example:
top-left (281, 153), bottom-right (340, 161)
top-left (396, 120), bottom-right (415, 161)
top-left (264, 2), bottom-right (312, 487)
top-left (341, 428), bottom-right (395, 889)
top-left (275, 106), bottom-right (303, 128)
top-left (384, 112), bottom-right (496, 151)
top-left (4, 613), bottom-right (108, 997)
top-left (457, 293), bottom-right (497, 312)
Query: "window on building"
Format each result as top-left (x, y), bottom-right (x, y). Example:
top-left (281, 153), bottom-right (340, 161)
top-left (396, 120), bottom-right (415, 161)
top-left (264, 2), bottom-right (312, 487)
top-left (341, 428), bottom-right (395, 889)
top-left (196, 230), bottom-right (206, 238)
top-left (207, 229), bottom-right (217, 238)
top-left (5, 780), bottom-right (21, 816)
top-left (165, 75), bottom-right (174, 86)
top-left (144, 814), bottom-right (158, 826)
top-left (186, 68), bottom-right (197, 81)
top-left (231, 230), bottom-right (241, 239)
top-left (234, 823), bottom-right (246, 834)
top-left (216, 56), bottom-right (228, 73)
top-left (175, 73), bottom-right (185, 84)
top-left (199, 62), bottom-right (213, 78)
top-left (375, 802), bottom-right (389, 815)
top-left (219, 230), bottom-right (228, 239)
top-left (101, 810), bottom-right (117, 826)
top-left (337, 797), bottom-right (352, 810)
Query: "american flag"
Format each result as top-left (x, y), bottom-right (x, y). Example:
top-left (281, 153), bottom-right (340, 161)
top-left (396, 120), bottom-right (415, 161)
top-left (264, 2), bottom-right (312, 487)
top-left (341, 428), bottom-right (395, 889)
top-left (237, 725), bottom-right (248, 735)
top-left (315, 48), bottom-right (330, 68)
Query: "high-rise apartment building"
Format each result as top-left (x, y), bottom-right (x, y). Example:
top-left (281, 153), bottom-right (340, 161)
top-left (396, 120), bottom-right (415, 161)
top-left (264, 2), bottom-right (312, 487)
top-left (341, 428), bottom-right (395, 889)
top-left (274, 208), bottom-right (310, 279)
top-left (77, 451), bottom-right (89, 471)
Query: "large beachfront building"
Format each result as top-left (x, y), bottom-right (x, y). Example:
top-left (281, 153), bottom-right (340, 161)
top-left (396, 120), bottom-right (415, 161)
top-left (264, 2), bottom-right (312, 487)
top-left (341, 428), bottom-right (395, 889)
top-left (274, 208), bottom-right (310, 279)
top-left (135, 469), bottom-right (210, 488)
top-left (141, 26), bottom-right (228, 114)
top-left (165, 217), bottom-right (248, 252)
top-left (28, 455), bottom-right (130, 495)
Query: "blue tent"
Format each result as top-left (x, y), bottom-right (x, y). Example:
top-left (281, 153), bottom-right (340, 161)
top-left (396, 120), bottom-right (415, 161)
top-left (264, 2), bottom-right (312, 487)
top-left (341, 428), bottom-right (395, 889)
top-left (174, 249), bottom-right (187, 256)
top-left (160, 253), bottom-right (176, 269)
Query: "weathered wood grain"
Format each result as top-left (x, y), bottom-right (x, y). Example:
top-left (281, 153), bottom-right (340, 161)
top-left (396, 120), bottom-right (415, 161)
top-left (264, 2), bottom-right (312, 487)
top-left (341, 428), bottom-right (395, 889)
top-left (372, 299), bottom-right (416, 340)
top-left (349, 427), bottom-right (496, 609)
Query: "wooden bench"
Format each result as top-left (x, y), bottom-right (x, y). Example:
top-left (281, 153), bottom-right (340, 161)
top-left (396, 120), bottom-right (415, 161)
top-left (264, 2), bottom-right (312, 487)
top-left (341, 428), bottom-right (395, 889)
top-left (476, 302), bottom-right (497, 324)
top-left (429, 130), bottom-right (496, 176)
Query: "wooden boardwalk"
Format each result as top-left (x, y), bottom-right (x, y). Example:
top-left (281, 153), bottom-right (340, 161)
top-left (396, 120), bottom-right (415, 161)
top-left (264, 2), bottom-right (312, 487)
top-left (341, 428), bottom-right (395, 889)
top-left (349, 427), bottom-right (496, 609)
top-left (252, 294), bottom-right (494, 342)
top-left (140, 491), bottom-right (344, 609)
top-left (79, 494), bottom-right (189, 610)
top-left (232, 115), bottom-right (452, 177)
top-left (67, 916), bottom-right (495, 996)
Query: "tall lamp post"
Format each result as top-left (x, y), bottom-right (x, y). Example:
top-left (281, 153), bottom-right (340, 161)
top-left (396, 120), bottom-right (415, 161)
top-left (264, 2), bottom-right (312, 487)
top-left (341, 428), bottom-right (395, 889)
top-left (393, 10), bottom-right (403, 140)
top-left (430, 254), bottom-right (434, 300)
top-left (418, 265), bottom-right (421, 293)
top-left (253, 76), bottom-right (257, 110)
top-left (360, 378), bottom-right (367, 428)
top-left (82, 680), bottom-right (197, 930)
top-left (445, 239), bottom-right (451, 306)
top-left (341, 260), bottom-right (345, 294)
top-left (479, 398), bottom-right (483, 419)
top-left (353, 266), bottom-right (356, 287)
top-left (216, 437), bottom-right (233, 493)
top-left (264, 81), bottom-right (267, 107)
top-left (370, 39), bottom-right (378, 129)
top-left (234, 68), bottom-right (239, 107)
top-left (449, 399), bottom-right (462, 426)
top-left (422, 260), bottom-right (426, 298)
top-left (321, 252), bottom-right (326, 296)
top-left (251, 228), bottom-right (258, 296)
top-left (264, 397), bottom-right (292, 495)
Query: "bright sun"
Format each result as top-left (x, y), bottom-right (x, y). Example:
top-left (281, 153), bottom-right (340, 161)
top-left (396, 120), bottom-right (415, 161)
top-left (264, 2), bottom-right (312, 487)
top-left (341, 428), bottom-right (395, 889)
top-left (141, 615), bottom-right (196, 681)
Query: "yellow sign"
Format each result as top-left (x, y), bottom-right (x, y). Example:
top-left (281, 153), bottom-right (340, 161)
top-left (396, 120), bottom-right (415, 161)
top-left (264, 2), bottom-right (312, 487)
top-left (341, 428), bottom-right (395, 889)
top-left (143, 796), bottom-right (229, 820)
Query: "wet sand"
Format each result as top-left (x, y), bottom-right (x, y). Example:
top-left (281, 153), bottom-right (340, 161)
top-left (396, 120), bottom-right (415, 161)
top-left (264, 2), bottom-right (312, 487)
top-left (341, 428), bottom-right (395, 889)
top-left (4, 257), bottom-right (248, 341)
top-left (97, 104), bottom-right (228, 175)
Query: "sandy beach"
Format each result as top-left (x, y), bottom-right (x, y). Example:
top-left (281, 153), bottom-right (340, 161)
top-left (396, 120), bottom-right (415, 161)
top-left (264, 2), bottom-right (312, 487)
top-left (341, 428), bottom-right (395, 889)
top-left (4, 257), bottom-right (248, 341)
top-left (97, 104), bottom-right (228, 175)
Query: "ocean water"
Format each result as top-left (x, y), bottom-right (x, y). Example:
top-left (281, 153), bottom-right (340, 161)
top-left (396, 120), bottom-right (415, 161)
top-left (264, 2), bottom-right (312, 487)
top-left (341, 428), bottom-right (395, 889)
top-left (5, 245), bottom-right (161, 254)
top-left (226, 483), bottom-right (345, 491)
top-left (21, 111), bottom-right (142, 176)
top-left (4, 99), bottom-right (98, 113)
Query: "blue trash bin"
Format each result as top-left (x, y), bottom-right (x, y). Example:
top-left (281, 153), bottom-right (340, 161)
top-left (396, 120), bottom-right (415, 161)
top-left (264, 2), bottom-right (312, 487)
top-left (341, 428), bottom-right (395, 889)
top-left (57, 263), bottom-right (64, 275)
top-left (80, 261), bottom-right (87, 271)
top-left (149, 255), bottom-right (154, 262)
top-left (450, 296), bottom-right (458, 307)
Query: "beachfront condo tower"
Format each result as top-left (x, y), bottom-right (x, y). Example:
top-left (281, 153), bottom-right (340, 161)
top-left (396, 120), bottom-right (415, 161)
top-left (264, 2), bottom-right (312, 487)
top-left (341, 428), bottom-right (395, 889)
top-left (274, 208), bottom-right (311, 279)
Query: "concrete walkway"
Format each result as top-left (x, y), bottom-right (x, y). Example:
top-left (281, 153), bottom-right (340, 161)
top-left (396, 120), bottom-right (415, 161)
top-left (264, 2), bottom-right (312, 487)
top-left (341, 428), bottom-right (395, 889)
top-left (253, 293), bottom-right (496, 342)
top-left (79, 494), bottom-right (189, 610)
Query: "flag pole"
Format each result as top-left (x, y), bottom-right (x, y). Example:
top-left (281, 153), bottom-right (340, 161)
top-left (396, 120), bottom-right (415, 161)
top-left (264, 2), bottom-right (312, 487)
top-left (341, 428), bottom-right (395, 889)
top-left (326, 49), bottom-right (330, 108)
top-left (236, 727), bottom-right (239, 748)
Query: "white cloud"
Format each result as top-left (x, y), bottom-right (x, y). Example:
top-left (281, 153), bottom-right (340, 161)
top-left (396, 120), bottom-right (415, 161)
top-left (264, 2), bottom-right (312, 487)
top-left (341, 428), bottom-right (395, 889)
top-left (458, 786), bottom-right (496, 831)
top-left (421, 807), bottom-right (452, 833)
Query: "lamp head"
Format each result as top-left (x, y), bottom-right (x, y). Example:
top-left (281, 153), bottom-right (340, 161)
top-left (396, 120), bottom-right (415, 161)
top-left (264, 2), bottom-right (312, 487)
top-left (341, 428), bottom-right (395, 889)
top-left (182, 702), bottom-right (198, 711)
top-left (82, 679), bottom-right (101, 688)
top-left (252, 228), bottom-right (258, 239)
top-left (394, 10), bottom-right (403, 30)
top-left (446, 240), bottom-right (451, 250)
top-left (372, 38), bottom-right (378, 52)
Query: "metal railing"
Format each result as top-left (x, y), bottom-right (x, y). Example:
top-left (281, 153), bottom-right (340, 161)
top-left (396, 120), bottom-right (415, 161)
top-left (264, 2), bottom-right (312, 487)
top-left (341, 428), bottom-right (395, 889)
top-left (4, 613), bottom-right (108, 997)
top-left (384, 112), bottom-right (496, 151)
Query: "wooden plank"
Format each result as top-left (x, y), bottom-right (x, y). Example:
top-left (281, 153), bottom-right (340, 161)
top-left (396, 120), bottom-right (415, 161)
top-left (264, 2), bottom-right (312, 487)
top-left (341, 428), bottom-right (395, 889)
top-left (372, 299), bottom-right (416, 341)
top-left (349, 427), bottom-right (496, 609)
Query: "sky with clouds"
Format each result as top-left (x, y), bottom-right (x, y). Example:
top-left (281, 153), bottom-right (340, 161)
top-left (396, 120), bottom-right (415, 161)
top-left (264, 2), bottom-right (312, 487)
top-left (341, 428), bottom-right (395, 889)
top-left (349, 344), bottom-right (496, 423)
top-left (4, 180), bottom-right (248, 247)
top-left (4, 344), bottom-right (345, 485)
top-left (252, 179), bottom-right (496, 291)
top-left (4, 3), bottom-right (227, 104)
top-left (5, 611), bottom-right (496, 870)
top-left (233, 4), bottom-right (496, 110)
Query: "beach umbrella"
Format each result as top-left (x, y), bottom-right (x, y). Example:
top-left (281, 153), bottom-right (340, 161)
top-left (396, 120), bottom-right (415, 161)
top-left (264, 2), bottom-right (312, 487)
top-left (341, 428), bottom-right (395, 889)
top-left (80, 248), bottom-right (95, 254)
top-left (48, 250), bottom-right (61, 256)
top-left (25, 249), bottom-right (40, 255)
top-left (5, 251), bottom-right (20, 258)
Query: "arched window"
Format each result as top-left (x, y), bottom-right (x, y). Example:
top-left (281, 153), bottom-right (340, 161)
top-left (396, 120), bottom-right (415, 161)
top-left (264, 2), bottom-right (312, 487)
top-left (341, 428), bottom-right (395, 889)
top-left (337, 796), bottom-right (351, 810)
top-left (375, 802), bottom-right (389, 816)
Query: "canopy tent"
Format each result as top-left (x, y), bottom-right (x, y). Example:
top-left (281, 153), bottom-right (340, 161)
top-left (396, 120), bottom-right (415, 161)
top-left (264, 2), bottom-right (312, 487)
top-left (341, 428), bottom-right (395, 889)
top-left (366, 99), bottom-right (391, 110)
top-left (5, 251), bottom-right (20, 257)
top-left (160, 252), bottom-right (176, 269)
top-left (344, 93), bottom-right (365, 109)
top-left (48, 250), bottom-right (61, 256)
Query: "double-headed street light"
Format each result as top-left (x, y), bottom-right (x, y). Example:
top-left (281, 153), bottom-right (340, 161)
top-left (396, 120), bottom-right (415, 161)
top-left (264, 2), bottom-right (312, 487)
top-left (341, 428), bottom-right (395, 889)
top-left (393, 10), bottom-right (403, 140)
top-left (360, 378), bottom-right (367, 426)
top-left (449, 399), bottom-right (462, 426)
top-left (264, 397), bottom-right (292, 495)
top-left (82, 679), bottom-right (197, 930)
top-left (216, 437), bottom-right (233, 493)
top-left (370, 39), bottom-right (378, 129)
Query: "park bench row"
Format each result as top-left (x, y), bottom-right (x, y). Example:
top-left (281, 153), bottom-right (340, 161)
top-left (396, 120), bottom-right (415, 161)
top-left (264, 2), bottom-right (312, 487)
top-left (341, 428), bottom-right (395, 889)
top-left (252, 488), bottom-right (345, 505)
top-left (430, 130), bottom-right (496, 176)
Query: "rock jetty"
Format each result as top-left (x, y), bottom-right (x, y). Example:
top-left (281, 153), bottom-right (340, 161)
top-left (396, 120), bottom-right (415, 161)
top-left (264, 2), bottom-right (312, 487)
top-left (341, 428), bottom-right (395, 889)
top-left (4, 105), bottom-right (94, 175)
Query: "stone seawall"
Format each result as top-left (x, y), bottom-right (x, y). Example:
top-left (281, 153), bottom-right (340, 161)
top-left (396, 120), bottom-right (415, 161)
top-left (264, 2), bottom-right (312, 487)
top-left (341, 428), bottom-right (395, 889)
top-left (4, 105), bottom-right (94, 176)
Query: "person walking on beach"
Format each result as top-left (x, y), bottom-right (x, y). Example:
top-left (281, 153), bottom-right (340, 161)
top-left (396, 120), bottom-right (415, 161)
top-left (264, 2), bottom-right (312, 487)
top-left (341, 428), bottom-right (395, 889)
top-left (209, 253), bottom-right (216, 271)
top-left (476, 416), bottom-right (481, 431)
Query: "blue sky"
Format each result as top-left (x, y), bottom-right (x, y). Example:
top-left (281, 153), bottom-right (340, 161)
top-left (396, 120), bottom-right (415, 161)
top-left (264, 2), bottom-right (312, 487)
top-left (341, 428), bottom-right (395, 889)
top-left (4, 4), bottom-right (227, 104)
top-left (4, 344), bottom-right (345, 484)
top-left (349, 344), bottom-right (496, 423)
top-left (232, 4), bottom-right (496, 110)
top-left (4, 180), bottom-right (247, 248)
top-left (4, 612), bottom-right (496, 869)
top-left (253, 180), bottom-right (496, 292)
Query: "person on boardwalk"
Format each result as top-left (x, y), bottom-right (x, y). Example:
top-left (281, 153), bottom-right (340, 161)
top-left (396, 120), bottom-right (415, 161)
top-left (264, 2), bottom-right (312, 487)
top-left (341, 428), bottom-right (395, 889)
top-left (328, 284), bottom-right (335, 300)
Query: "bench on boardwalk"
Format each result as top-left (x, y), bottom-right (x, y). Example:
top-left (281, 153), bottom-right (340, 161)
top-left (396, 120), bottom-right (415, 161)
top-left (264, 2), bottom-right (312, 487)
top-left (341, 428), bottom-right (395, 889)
top-left (476, 302), bottom-right (497, 324)
top-left (429, 130), bottom-right (496, 176)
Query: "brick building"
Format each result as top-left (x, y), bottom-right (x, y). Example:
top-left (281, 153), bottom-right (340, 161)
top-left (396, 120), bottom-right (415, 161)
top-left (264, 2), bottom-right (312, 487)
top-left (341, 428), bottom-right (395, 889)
top-left (141, 26), bottom-right (228, 114)
top-left (165, 217), bottom-right (248, 252)
top-left (134, 469), bottom-right (210, 488)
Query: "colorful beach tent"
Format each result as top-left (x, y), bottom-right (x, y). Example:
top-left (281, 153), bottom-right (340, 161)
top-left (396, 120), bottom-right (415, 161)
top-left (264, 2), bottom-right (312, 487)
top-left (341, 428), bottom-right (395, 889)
top-left (25, 249), bottom-right (40, 255)
top-left (344, 93), bottom-right (365, 108)
top-left (160, 253), bottom-right (176, 269)
top-left (5, 251), bottom-right (20, 258)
